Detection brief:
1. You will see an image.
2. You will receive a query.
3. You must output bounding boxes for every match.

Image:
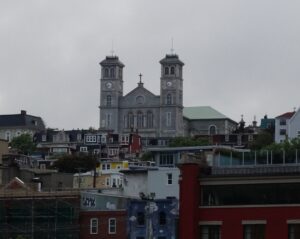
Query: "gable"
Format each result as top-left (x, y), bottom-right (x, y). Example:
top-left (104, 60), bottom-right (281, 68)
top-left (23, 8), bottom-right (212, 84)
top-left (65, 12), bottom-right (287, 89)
top-left (121, 86), bottom-right (160, 108)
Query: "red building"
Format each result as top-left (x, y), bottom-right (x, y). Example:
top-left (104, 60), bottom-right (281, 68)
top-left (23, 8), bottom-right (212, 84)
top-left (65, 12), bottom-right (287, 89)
top-left (179, 155), bottom-right (300, 239)
top-left (79, 192), bottom-right (128, 239)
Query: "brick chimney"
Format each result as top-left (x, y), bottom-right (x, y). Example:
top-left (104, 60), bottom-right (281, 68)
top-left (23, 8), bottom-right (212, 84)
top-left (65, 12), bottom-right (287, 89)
top-left (21, 110), bottom-right (27, 115)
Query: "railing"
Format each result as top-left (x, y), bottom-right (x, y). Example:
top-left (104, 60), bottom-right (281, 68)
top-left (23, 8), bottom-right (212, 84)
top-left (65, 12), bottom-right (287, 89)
top-left (214, 150), bottom-right (300, 167)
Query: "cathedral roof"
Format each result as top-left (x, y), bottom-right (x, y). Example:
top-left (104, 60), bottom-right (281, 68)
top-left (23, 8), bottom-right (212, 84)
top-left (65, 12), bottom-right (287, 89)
top-left (100, 56), bottom-right (125, 67)
top-left (183, 106), bottom-right (233, 121)
top-left (160, 54), bottom-right (184, 66)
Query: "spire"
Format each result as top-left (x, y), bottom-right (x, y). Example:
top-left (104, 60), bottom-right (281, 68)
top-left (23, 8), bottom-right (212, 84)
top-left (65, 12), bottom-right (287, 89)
top-left (138, 73), bottom-right (144, 87)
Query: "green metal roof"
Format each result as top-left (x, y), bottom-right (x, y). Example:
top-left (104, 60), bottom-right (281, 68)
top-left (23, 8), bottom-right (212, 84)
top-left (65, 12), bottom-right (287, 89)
top-left (183, 106), bottom-right (229, 120)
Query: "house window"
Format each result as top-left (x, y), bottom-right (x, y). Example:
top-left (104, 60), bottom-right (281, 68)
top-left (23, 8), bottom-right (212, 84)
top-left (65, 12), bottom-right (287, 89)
top-left (159, 212), bottom-right (166, 225)
top-left (90, 218), bottom-right (98, 234)
top-left (167, 173), bottom-right (173, 185)
top-left (166, 94), bottom-right (172, 105)
top-left (159, 154), bottom-right (174, 166)
top-left (109, 218), bottom-right (116, 234)
top-left (164, 67), bottom-right (169, 75)
top-left (106, 177), bottom-right (110, 186)
top-left (280, 119), bottom-right (286, 125)
top-left (280, 129), bottom-right (286, 135)
top-left (106, 95), bottom-right (112, 106)
top-left (77, 134), bottom-right (81, 141)
top-left (166, 112), bottom-right (171, 127)
top-left (288, 224), bottom-right (300, 239)
top-left (200, 225), bottom-right (221, 239)
top-left (243, 224), bottom-right (265, 239)
top-left (137, 212), bottom-right (145, 226)
top-left (80, 147), bottom-right (88, 152)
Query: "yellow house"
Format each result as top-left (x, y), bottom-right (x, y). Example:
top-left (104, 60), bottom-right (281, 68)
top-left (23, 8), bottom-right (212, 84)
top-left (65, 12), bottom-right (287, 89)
top-left (97, 160), bottom-right (129, 174)
top-left (73, 171), bottom-right (124, 189)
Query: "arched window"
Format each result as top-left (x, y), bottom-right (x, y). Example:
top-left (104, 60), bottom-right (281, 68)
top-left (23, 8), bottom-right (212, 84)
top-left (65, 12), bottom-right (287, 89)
top-left (167, 94), bottom-right (172, 105)
top-left (147, 111), bottom-right (153, 128)
top-left (209, 125), bottom-right (217, 135)
top-left (159, 212), bottom-right (166, 225)
top-left (128, 112), bottom-right (134, 128)
top-left (106, 95), bottom-right (112, 106)
top-left (110, 68), bottom-right (115, 78)
top-left (170, 66), bottom-right (175, 75)
top-left (137, 112), bottom-right (144, 128)
top-left (104, 68), bottom-right (109, 77)
top-left (164, 67), bottom-right (169, 75)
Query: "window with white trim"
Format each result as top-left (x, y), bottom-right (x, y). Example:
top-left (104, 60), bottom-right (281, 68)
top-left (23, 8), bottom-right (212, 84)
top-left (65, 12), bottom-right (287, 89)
top-left (80, 147), bottom-right (88, 152)
top-left (200, 225), bottom-right (220, 239)
top-left (243, 224), bottom-right (265, 239)
top-left (288, 224), bottom-right (300, 239)
top-left (109, 218), bottom-right (116, 234)
top-left (90, 218), bottom-right (98, 234)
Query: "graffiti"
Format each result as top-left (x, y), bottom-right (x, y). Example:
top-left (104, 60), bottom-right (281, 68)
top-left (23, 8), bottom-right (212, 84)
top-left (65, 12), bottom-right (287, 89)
top-left (82, 196), bottom-right (96, 208)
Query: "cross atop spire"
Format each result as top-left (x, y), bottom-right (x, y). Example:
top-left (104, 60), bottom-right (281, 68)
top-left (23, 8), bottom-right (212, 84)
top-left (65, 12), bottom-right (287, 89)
top-left (138, 73), bottom-right (144, 87)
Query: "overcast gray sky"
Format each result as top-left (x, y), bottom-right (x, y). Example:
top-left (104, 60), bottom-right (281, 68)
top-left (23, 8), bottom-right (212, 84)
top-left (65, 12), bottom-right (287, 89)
top-left (1, 0), bottom-right (300, 129)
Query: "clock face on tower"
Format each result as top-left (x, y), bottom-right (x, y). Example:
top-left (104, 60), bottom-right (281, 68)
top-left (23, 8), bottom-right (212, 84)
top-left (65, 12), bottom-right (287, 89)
top-left (105, 82), bottom-right (112, 89)
top-left (166, 81), bottom-right (172, 87)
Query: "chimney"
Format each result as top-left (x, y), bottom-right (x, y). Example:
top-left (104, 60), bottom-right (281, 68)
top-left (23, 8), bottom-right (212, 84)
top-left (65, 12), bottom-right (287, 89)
top-left (21, 110), bottom-right (27, 115)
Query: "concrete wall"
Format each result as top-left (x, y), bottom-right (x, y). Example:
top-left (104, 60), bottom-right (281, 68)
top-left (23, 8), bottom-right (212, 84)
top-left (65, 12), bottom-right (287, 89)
top-left (148, 167), bottom-right (180, 199)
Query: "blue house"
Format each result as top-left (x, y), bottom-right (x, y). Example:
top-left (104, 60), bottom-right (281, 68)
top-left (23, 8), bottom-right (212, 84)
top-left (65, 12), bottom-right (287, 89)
top-left (128, 198), bottom-right (178, 239)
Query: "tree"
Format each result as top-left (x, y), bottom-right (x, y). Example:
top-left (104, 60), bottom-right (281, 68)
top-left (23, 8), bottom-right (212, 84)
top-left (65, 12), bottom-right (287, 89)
top-left (51, 154), bottom-right (98, 173)
top-left (10, 134), bottom-right (36, 155)
top-left (169, 137), bottom-right (209, 147)
top-left (249, 131), bottom-right (274, 150)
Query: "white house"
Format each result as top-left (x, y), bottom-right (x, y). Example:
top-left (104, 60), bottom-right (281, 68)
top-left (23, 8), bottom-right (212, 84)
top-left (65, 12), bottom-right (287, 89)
top-left (275, 110), bottom-right (299, 143)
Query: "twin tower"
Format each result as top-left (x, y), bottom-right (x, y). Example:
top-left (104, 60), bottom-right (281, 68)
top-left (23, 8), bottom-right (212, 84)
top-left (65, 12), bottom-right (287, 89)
top-left (99, 53), bottom-right (185, 140)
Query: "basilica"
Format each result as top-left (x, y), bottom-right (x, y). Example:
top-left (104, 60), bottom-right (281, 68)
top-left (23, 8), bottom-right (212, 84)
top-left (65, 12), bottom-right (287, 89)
top-left (99, 53), bottom-right (184, 139)
top-left (99, 53), bottom-right (237, 142)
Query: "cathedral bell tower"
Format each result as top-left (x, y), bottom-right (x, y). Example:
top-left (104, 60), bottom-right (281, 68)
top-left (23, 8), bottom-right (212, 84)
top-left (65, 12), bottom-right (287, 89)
top-left (99, 56), bottom-right (124, 133)
top-left (159, 54), bottom-right (184, 137)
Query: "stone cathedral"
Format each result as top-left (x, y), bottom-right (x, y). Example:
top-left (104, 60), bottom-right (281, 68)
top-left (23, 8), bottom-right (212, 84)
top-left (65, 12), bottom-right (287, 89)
top-left (99, 53), bottom-right (184, 139)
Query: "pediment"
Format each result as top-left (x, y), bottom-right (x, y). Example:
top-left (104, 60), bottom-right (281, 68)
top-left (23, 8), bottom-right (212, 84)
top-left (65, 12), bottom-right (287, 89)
top-left (121, 86), bottom-right (160, 108)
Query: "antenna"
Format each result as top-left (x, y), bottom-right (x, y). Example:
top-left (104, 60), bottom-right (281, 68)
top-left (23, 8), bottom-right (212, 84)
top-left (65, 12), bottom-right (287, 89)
top-left (110, 40), bottom-right (114, 56)
top-left (170, 37), bottom-right (174, 55)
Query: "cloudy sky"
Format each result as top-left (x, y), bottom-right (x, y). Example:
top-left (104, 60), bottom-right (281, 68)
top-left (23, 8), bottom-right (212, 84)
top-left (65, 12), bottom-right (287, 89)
top-left (1, 0), bottom-right (300, 129)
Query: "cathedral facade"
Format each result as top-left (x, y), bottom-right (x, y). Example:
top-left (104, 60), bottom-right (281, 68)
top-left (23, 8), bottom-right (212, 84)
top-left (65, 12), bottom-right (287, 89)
top-left (99, 54), bottom-right (184, 139)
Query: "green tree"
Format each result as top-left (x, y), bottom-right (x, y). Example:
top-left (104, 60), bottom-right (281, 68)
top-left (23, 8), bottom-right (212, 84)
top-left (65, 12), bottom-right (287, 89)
top-left (10, 133), bottom-right (36, 154)
top-left (249, 131), bottom-right (274, 150)
top-left (52, 154), bottom-right (97, 173)
top-left (169, 137), bottom-right (209, 147)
